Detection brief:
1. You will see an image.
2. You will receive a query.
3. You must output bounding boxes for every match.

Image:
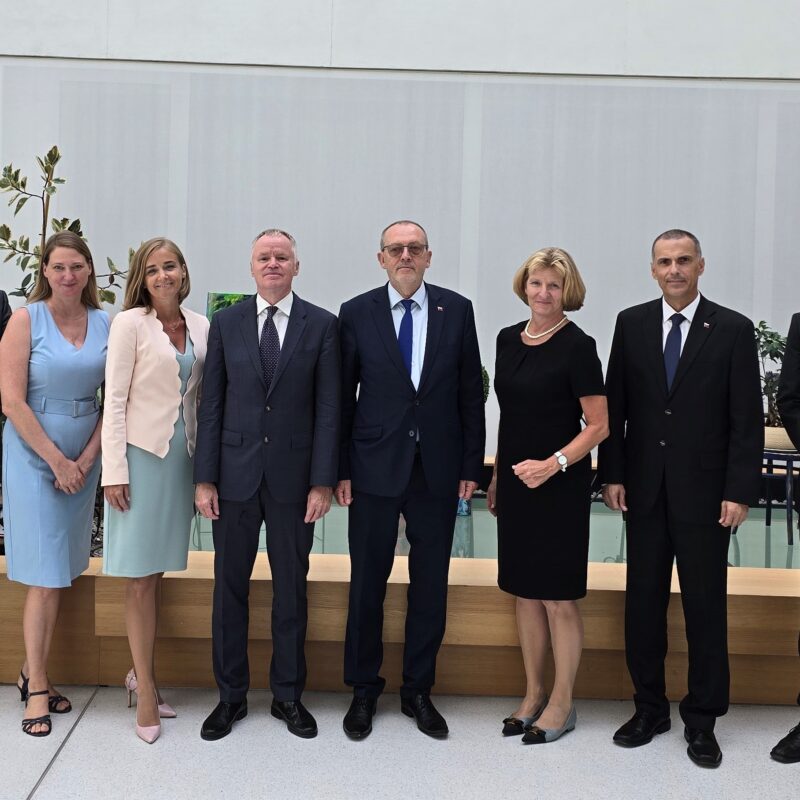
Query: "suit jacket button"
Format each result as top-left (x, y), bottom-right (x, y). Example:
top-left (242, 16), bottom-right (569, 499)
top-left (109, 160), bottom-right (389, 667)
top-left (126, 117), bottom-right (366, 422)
top-left (264, 436), bottom-right (269, 443)
top-left (664, 409), bottom-right (672, 415)
top-left (265, 405), bottom-right (271, 412)
top-left (659, 440), bottom-right (666, 447)
top-left (408, 430), bottom-right (415, 437)
top-left (414, 400), bottom-right (420, 406)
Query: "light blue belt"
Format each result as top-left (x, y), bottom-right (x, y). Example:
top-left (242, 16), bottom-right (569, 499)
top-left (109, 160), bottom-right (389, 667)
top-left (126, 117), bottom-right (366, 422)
top-left (29, 394), bottom-right (99, 418)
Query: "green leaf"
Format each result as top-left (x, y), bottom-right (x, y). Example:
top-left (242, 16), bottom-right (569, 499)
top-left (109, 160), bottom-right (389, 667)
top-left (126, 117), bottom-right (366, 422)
top-left (99, 288), bottom-right (116, 304)
top-left (44, 185), bottom-right (56, 196)
top-left (21, 272), bottom-right (32, 287)
top-left (20, 255), bottom-right (31, 269)
top-left (9, 289), bottom-right (26, 297)
top-left (0, 178), bottom-right (9, 190)
top-left (0, 223), bottom-right (11, 240)
top-left (19, 235), bottom-right (29, 251)
top-left (14, 196), bottom-right (28, 214)
top-left (3, 251), bottom-right (16, 262)
top-left (46, 146), bottom-right (60, 165)
top-left (68, 218), bottom-right (82, 234)
top-left (52, 177), bottom-right (65, 184)
top-left (36, 156), bottom-right (46, 173)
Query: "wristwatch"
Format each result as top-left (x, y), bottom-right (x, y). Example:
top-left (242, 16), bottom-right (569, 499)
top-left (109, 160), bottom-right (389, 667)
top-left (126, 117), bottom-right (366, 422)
top-left (554, 451), bottom-right (568, 472)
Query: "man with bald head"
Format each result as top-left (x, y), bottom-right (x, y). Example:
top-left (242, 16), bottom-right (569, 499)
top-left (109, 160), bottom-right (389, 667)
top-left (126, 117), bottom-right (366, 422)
top-left (336, 220), bottom-right (485, 739)
top-left (195, 229), bottom-right (340, 741)
top-left (600, 229), bottom-right (762, 767)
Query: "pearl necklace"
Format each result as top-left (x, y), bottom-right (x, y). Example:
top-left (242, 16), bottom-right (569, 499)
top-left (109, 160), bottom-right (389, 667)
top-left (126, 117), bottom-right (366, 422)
top-left (523, 315), bottom-right (568, 340)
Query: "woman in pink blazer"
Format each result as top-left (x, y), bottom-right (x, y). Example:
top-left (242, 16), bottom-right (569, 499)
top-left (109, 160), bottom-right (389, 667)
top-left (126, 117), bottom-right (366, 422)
top-left (101, 238), bottom-right (209, 743)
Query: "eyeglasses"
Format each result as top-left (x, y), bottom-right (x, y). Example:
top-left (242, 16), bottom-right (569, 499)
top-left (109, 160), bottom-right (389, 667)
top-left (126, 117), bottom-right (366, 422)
top-left (382, 243), bottom-right (428, 258)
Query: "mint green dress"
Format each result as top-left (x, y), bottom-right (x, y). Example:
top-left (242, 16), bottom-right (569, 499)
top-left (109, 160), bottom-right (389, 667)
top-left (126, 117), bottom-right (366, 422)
top-left (103, 336), bottom-right (195, 577)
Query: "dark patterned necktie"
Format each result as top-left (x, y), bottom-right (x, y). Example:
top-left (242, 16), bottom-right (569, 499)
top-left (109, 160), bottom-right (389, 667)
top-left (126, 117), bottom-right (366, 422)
top-left (398, 298), bottom-right (414, 375)
top-left (259, 305), bottom-right (280, 387)
top-left (663, 312), bottom-right (685, 390)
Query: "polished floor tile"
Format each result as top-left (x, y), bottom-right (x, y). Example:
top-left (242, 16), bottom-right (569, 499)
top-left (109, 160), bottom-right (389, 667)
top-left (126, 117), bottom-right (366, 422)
top-left (0, 686), bottom-right (796, 800)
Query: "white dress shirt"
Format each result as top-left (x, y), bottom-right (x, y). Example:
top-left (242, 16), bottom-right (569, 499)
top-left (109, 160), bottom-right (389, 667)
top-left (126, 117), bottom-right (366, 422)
top-left (256, 291), bottom-right (293, 347)
top-left (661, 293), bottom-right (700, 356)
top-left (388, 282), bottom-right (428, 391)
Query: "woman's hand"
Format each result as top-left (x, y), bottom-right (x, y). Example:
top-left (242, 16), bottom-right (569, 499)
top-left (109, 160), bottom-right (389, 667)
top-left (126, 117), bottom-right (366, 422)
top-left (487, 474), bottom-right (498, 516)
top-left (512, 457), bottom-right (558, 489)
top-left (105, 484), bottom-right (131, 512)
top-left (76, 449), bottom-right (97, 479)
top-left (52, 458), bottom-right (86, 494)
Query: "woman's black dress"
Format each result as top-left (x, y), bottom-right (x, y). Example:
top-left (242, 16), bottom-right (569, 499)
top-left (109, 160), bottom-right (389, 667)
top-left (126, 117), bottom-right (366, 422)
top-left (494, 321), bottom-right (605, 600)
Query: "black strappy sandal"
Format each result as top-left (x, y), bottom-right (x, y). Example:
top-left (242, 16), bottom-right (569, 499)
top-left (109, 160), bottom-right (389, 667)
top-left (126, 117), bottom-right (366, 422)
top-left (22, 689), bottom-right (52, 737)
top-left (17, 670), bottom-right (72, 713)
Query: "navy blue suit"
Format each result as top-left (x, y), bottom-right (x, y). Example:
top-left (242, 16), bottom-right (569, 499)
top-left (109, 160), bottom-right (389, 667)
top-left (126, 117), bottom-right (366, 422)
top-left (195, 293), bottom-right (340, 702)
top-left (339, 282), bottom-right (485, 697)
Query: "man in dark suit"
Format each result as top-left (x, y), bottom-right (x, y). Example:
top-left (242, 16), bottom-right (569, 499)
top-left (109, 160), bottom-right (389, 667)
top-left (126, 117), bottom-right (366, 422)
top-left (774, 314), bottom-right (800, 764)
top-left (0, 289), bottom-right (10, 338)
top-left (194, 229), bottom-right (340, 741)
top-left (336, 220), bottom-right (485, 739)
top-left (599, 229), bottom-right (763, 767)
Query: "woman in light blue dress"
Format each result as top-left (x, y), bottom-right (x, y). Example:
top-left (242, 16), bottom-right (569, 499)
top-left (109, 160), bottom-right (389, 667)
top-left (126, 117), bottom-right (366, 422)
top-left (0, 232), bottom-right (108, 737)
top-left (101, 238), bottom-right (208, 743)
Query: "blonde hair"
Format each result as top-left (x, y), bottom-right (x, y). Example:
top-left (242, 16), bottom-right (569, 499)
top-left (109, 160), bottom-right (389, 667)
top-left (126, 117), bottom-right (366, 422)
top-left (512, 247), bottom-right (586, 312)
top-left (28, 231), bottom-right (101, 309)
top-left (123, 238), bottom-right (191, 311)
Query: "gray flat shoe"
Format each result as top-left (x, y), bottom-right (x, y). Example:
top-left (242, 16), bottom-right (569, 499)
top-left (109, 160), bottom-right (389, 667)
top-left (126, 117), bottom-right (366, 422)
top-left (521, 705), bottom-right (577, 744)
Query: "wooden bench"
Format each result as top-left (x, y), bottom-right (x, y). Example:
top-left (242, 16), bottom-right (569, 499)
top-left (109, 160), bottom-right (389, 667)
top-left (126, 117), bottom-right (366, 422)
top-left (1, 554), bottom-right (797, 703)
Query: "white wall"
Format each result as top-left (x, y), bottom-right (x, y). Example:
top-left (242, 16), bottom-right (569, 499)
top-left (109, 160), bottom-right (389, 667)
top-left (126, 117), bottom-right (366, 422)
top-left (2, 2), bottom-right (799, 452)
top-left (2, 56), bottom-right (798, 452)
top-left (5, 1), bottom-right (800, 79)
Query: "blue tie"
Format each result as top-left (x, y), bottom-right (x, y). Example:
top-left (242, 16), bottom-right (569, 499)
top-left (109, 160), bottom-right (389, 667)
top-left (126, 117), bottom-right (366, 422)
top-left (398, 298), bottom-right (414, 375)
top-left (663, 312), bottom-right (685, 390)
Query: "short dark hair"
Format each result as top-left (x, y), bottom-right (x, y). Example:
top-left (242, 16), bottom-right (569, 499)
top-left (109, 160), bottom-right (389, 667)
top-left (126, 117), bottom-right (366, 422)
top-left (651, 229), bottom-right (702, 260)
top-left (380, 220), bottom-right (429, 250)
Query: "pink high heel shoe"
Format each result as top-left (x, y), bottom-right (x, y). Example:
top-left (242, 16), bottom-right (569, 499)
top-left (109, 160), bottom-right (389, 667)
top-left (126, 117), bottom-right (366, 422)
top-left (135, 688), bottom-right (161, 745)
top-left (124, 669), bottom-right (177, 719)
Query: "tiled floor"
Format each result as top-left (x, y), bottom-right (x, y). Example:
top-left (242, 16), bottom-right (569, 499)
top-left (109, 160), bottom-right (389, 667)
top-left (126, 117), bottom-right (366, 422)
top-left (1, 687), bottom-right (797, 800)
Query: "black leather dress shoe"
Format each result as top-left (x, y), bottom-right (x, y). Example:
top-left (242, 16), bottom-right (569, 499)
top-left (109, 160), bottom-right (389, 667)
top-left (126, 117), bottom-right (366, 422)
top-left (343, 696), bottom-right (377, 740)
top-left (200, 700), bottom-right (247, 741)
top-left (770, 723), bottom-right (800, 763)
top-left (613, 711), bottom-right (671, 747)
top-left (271, 699), bottom-right (318, 739)
top-left (684, 726), bottom-right (722, 768)
top-left (401, 693), bottom-right (448, 738)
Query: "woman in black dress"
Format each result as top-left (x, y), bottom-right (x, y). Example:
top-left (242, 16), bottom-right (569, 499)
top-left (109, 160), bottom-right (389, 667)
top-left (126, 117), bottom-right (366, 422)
top-left (488, 247), bottom-right (608, 744)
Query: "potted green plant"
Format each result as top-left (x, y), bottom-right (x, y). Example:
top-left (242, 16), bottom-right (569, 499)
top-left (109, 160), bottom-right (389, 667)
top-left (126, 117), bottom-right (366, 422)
top-left (754, 320), bottom-right (795, 451)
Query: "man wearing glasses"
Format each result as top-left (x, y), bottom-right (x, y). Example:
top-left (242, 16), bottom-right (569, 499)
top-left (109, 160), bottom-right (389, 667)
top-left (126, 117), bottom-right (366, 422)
top-left (335, 220), bottom-right (485, 739)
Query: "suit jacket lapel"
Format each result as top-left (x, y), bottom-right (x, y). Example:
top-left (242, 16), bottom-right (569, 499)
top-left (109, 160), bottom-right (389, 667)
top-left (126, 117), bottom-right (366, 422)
top-left (371, 286), bottom-right (416, 392)
top-left (669, 296), bottom-right (715, 397)
top-left (268, 293), bottom-right (307, 397)
top-left (418, 284), bottom-right (443, 395)
top-left (643, 299), bottom-right (668, 397)
top-left (238, 295), bottom-right (267, 390)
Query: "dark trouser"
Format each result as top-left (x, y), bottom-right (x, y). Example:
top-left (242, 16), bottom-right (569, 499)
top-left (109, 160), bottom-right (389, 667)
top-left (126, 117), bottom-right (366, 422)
top-left (344, 456), bottom-right (457, 699)
top-left (211, 480), bottom-right (314, 703)
top-left (625, 484), bottom-right (731, 731)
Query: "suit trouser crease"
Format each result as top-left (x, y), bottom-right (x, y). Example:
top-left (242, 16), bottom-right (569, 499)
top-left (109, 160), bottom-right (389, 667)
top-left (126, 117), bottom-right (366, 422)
top-left (344, 457), bottom-right (457, 698)
top-left (212, 480), bottom-right (313, 703)
top-left (625, 484), bottom-right (730, 730)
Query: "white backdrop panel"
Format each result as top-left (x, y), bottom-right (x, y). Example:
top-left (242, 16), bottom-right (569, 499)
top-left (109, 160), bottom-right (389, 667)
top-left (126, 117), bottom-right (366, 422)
top-left (1, 58), bottom-right (799, 451)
